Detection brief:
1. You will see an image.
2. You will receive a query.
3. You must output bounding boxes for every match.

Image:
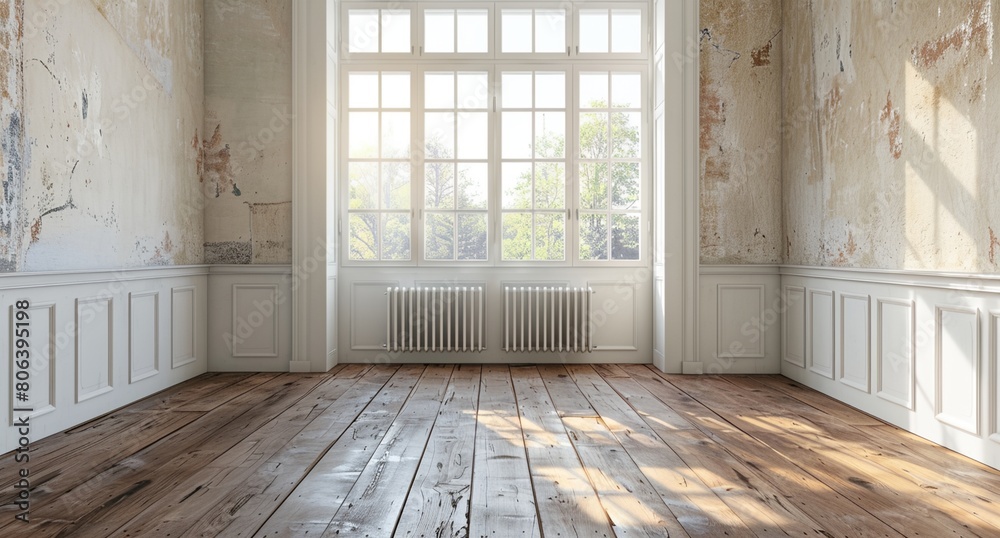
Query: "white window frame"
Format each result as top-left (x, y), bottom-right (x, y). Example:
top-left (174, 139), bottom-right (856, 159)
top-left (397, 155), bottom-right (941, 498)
top-left (418, 3), bottom-right (495, 60)
top-left (574, 3), bottom-right (649, 60)
top-left (495, 3), bottom-right (573, 60)
top-left (341, 2), bottom-right (417, 60)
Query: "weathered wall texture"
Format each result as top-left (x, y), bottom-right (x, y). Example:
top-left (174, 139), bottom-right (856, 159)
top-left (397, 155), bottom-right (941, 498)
top-left (2, 0), bottom-right (205, 271)
top-left (699, 0), bottom-right (783, 264)
top-left (202, 0), bottom-right (292, 264)
top-left (783, 0), bottom-right (1000, 272)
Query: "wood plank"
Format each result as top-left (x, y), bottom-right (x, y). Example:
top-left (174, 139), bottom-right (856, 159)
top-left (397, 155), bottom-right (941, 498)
top-left (321, 365), bottom-right (454, 537)
top-left (565, 365), bottom-right (755, 538)
top-left (469, 365), bottom-right (540, 538)
top-left (395, 365), bottom-right (481, 538)
top-left (537, 365), bottom-right (598, 417)
top-left (254, 365), bottom-right (426, 537)
top-left (591, 363), bottom-right (630, 378)
top-left (509, 366), bottom-right (615, 538)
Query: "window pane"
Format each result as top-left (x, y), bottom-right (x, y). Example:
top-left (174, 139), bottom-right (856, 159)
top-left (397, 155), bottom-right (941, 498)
top-left (579, 162), bottom-right (609, 210)
top-left (382, 213), bottom-right (411, 260)
top-left (502, 112), bottom-right (532, 158)
top-left (458, 72), bottom-right (489, 109)
top-left (425, 10), bottom-right (455, 53)
top-left (534, 213), bottom-right (565, 260)
top-left (611, 112), bottom-right (641, 158)
top-left (579, 112), bottom-right (609, 159)
top-left (425, 112), bottom-right (455, 159)
top-left (382, 72), bottom-right (410, 108)
top-left (611, 10), bottom-right (641, 53)
top-left (502, 163), bottom-right (532, 209)
top-left (580, 73), bottom-right (608, 108)
top-left (457, 163), bottom-right (488, 209)
top-left (457, 10), bottom-right (488, 53)
top-left (425, 73), bottom-right (455, 109)
top-left (579, 10), bottom-right (608, 53)
top-left (502, 213), bottom-right (532, 260)
top-left (535, 73), bottom-right (565, 108)
top-left (458, 213), bottom-right (488, 260)
top-left (502, 73), bottom-right (532, 108)
top-left (349, 162), bottom-right (379, 209)
top-left (579, 213), bottom-right (608, 260)
top-left (535, 111), bottom-right (564, 158)
top-left (612, 162), bottom-right (640, 209)
top-left (611, 73), bottom-right (641, 108)
top-left (502, 10), bottom-right (532, 53)
top-left (349, 112), bottom-right (379, 158)
top-left (381, 162), bottom-right (410, 209)
top-left (348, 10), bottom-right (379, 53)
top-left (349, 73), bottom-right (378, 108)
top-left (382, 10), bottom-right (410, 52)
top-left (535, 9), bottom-right (565, 53)
top-left (534, 163), bottom-right (565, 209)
top-left (457, 112), bottom-right (488, 160)
top-left (425, 213), bottom-right (455, 260)
top-left (612, 214), bottom-right (640, 259)
top-left (382, 112), bottom-right (411, 158)
top-left (425, 163), bottom-right (455, 210)
top-left (349, 213), bottom-right (379, 260)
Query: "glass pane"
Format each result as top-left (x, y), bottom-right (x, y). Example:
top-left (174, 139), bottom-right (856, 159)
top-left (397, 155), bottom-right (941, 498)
top-left (579, 10), bottom-right (608, 53)
top-left (501, 73), bottom-right (532, 108)
top-left (579, 112), bottom-right (609, 159)
top-left (502, 10), bottom-right (532, 53)
top-left (579, 213), bottom-right (608, 260)
top-left (425, 112), bottom-right (455, 159)
top-left (425, 163), bottom-right (455, 210)
top-left (457, 10), bottom-right (489, 53)
top-left (381, 162), bottom-right (410, 209)
top-left (425, 213), bottom-right (455, 260)
top-left (349, 213), bottom-right (379, 260)
top-left (535, 9), bottom-right (565, 53)
top-left (458, 72), bottom-right (489, 109)
top-left (534, 213), bottom-right (565, 260)
top-left (502, 112), bottom-right (532, 159)
top-left (535, 111), bottom-right (564, 158)
top-left (612, 162), bottom-right (641, 210)
top-left (382, 10), bottom-right (410, 53)
top-left (580, 73), bottom-right (608, 108)
top-left (535, 72), bottom-right (565, 108)
top-left (579, 162), bottom-right (609, 210)
top-left (348, 162), bottom-right (378, 210)
top-left (502, 213), bottom-right (532, 260)
top-left (348, 10), bottom-right (379, 53)
top-left (611, 111), bottom-right (641, 158)
top-left (612, 214), bottom-right (640, 260)
top-left (457, 163), bottom-right (488, 209)
top-left (382, 72), bottom-right (410, 108)
top-left (382, 213), bottom-right (411, 260)
top-left (534, 163), bottom-right (565, 209)
top-left (382, 112), bottom-right (411, 158)
top-left (611, 73), bottom-right (641, 108)
top-left (349, 111), bottom-right (379, 158)
top-left (611, 10), bottom-right (642, 53)
top-left (425, 10), bottom-right (455, 53)
top-left (458, 213), bottom-right (488, 260)
top-left (457, 112), bottom-right (488, 160)
top-left (502, 162), bottom-right (532, 209)
top-left (348, 73), bottom-right (378, 108)
top-left (425, 72), bottom-right (455, 109)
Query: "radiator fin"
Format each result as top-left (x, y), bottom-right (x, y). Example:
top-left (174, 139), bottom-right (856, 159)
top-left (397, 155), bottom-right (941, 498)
top-left (386, 286), bottom-right (485, 352)
top-left (503, 286), bottom-right (593, 352)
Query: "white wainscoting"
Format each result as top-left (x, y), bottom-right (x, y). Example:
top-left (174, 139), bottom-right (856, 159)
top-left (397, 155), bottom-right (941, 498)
top-left (698, 265), bottom-right (782, 374)
top-left (207, 265), bottom-right (293, 371)
top-left (781, 266), bottom-right (1000, 470)
top-left (0, 266), bottom-right (207, 453)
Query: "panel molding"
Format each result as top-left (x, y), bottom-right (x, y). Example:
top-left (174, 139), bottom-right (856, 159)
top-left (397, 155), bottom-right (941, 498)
top-left (9, 302), bottom-right (57, 423)
top-left (128, 291), bottom-right (160, 384)
top-left (716, 284), bottom-right (765, 358)
top-left (232, 284), bottom-right (280, 358)
top-left (75, 297), bottom-right (114, 403)
top-left (876, 297), bottom-right (915, 410)
top-left (807, 289), bottom-right (835, 379)
top-left (992, 312), bottom-right (1000, 444)
top-left (589, 281), bottom-right (639, 352)
top-left (839, 293), bottom-right (871, 393)
top-left (171, 286), bottom-right (197, 368)
top-left (782, 285), bottom-right (806, 367)
top-left (935, 305), bottom-right (980, 436)
top-left (350, 281), bottom-right (397, 351)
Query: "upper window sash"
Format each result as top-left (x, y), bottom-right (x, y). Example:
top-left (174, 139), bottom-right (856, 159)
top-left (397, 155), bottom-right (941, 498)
top-left (575, 3), bottom-right (649, 60)
top-left (342, 3), bottom-right (416, 59)
top-left (419, 3), bottom-right (495, 59)
top-left (496, 3), bottom-right (572, 60)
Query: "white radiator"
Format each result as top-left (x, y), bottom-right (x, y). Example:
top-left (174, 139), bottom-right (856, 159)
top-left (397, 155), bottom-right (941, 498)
top-left (503, 286), bottom-right (593, 352)
top-left (385, 287), bottom-right (485, 352)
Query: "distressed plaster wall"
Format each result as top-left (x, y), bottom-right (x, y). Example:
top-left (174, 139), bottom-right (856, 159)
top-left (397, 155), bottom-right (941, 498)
top-left (699, 0), bottom-right (783, 264)
top-left (2, 0), bottom-right (205, 271)
top-left (783, 0), bottom-right (1000, 272)
top-left (202, 0), bottom-right (292, 264)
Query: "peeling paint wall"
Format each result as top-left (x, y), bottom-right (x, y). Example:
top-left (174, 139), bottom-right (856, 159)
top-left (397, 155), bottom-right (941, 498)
top-left (2, 0), bottom-right (204, 271)
top-left (203, 0), bottom-right (292, 264)
top-left (700, 0), bottom-right (783, 264)
top-left (783, 0), bottom-right (1000, 272)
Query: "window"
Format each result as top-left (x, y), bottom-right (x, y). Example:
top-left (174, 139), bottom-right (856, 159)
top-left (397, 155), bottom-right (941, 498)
top-left (341, 2), bottom-right (648, 265)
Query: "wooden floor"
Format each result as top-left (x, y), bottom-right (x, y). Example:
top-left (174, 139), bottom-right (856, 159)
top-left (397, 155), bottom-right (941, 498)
top-left (2, 365), bottom-right (1000, 537)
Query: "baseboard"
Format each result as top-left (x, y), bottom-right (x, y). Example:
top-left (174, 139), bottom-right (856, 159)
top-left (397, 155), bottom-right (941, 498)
top-left (289, 360), bottom-right (312, 373)
top-left (681, 361), bottom-right (704, 374)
